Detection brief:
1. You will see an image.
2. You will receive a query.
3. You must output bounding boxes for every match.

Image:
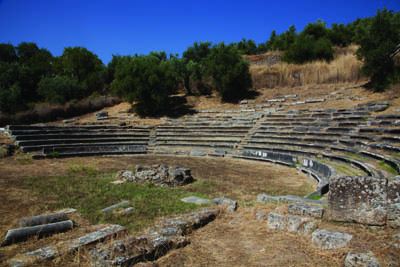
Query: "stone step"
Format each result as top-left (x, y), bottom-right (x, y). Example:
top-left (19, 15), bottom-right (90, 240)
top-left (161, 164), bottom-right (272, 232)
top-left (43, 144), bottom-right (147, 154)
top-left (22, 142), bottom-right (148, 153)
top-left (16, 137), bottom-right (149, 147)
top-left (13, 132), bottom-right (150, 141)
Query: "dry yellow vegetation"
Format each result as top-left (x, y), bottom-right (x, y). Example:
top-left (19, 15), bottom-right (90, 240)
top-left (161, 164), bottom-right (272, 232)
top-left (249, 46), bottom-right (365, 89)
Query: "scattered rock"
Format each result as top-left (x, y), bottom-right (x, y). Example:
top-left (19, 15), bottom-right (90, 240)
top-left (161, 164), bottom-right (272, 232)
top-left (288, 203), bottom-right (324, 218)
top-left (19, 212), bottom-right (69, 227)
top-left (255, 210), bottom-right (267, 220)
top-left (392, 232), bottom-right (400, 248)
top-left (306, 98), bottom-right (325, 103)
top-left (181, 196), bottom-right (211, 205)
top-left (344, 252), bottom-right (381, 267)
top-left (89, 208), bottom-right (219, 266)
top-left (2, 220), bottom-right (74, 246)
top-left (62, 119), bottom-right (76, 123)
top-left (211, 197), bottom-right (238, 211)
top-left (114, 165), bottom-right (194, 187)
top-left (258, 194), bottom-right (321, 204)
top-left (101, 201), bottom-right (131, 214)
top-left (267, 212), bottom-right (315, 235)
top-left (95, 111), bottom-right (108, 118)
top-left (312, 229), bottom-right (352, 250)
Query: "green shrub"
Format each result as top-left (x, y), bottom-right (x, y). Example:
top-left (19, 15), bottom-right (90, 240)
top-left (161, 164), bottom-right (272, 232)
top-left (111, 52), bottom-right (179, 116)
top-left (37, 75), bottom-right (81, 104)
top-left (204, 42), bottom-right (253, 102)
top-left (356, 8), bottom-right (400, 91)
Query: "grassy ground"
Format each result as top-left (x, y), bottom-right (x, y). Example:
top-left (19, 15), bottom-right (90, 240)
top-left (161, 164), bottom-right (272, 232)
top-left (0, 154), bottom-right (316, 265)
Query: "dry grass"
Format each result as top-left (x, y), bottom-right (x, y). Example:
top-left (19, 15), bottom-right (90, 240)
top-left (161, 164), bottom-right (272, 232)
top-left (250, 46), bottom-right (365, 89)
top-left (155, 206), bottom-right (399, 267)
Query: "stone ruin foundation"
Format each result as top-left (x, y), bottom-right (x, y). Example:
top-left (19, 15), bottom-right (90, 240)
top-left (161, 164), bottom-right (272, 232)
top-left (114, 164), bottom-right (194, 187)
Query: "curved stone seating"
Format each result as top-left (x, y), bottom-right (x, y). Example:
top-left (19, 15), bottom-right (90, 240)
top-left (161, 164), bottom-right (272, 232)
top-left (7, 125), bottom-right (151, 158)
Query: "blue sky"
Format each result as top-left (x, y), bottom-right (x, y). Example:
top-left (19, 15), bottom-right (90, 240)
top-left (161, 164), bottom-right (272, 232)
top-left (0, 0), bottom-right (399, 64)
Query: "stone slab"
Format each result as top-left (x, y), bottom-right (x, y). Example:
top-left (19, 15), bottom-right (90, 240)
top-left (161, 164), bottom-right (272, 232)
top-left (181, 196), bottom-right (211, 205)
top-left (101, 201), bottom-right (131, 213)
top-left (288, 203), bottom-right (324, 218)
top-left (344, 252), bottom-right (381, 267)
top-left (327, 176), bottom-right (387, 226)
top-left (312, 229), bottom-right (352, 250)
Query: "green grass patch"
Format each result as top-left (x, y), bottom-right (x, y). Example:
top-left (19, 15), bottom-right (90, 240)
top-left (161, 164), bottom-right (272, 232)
top-left (22, 172), bottom-right (213, 232)
top-left (378, 161), bottom-right (397, 175)
top-left (307, 194), bottom-right (323, 200)
top-left (389, 153), bottom-right (400, 159)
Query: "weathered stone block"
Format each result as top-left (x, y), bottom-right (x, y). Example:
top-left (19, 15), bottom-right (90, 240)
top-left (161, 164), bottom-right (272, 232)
top-left (181, 196), bottom-right (211, 205)
top-left (267, 212), bottom-right (287, 231)
top-left (312, 229), bottom-right (352, 250)
top-left (392, 232), bottom-right (400, 248)
top-left (327, 176), bottom-right (387, 225)
top-left (288, 203), bottom-right (324, 218)
top-left (344, 252), bottom-right (381, 267)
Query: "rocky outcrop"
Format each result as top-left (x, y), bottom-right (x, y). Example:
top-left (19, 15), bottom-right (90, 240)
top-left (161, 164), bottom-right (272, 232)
top-left (114, 165), bottom-right (194, 187)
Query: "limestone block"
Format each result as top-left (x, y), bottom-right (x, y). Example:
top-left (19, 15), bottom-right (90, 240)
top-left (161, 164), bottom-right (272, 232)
top-left (101, 201), bottom-right (131, 214)
top-left (327, 176), bottom-right (387, 225)
top-left (212, 197), bottom-right (238, 211)
top-left (312, 229), bottom-right (352, 250)
top-left (344, 252), bottom-right (381, 267)
top-left (288, 203), bottom-right (324, 218)
top-left (392, 232), bottom-right (400, 248)
top-left (181, 196), bottom-right (211, 205)
top-left (267, 212), bottom-right (287, 231)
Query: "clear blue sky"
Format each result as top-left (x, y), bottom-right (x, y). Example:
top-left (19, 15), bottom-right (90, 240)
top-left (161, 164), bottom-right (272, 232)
top-left (0, 0), bottom-right (399, 64)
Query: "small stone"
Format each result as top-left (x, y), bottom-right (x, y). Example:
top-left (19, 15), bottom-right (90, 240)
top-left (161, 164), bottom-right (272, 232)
top-left (392, 232), bottom-right (400, 248)
top-left (255, 210), bottom-right (266, 220)
top-left (344, 252), bottom-right (381, 267)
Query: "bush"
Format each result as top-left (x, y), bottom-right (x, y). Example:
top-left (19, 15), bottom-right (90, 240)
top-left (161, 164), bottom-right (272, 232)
top-left (356, 8), bottom-right (400, 91)
top-left (111, 53), bottom-right (179, 116)
top-left (37, 76), bottom-right (82, 104)
top-left (205, 43), bottom-right (253, 102)
top-left (283, 35), bottom-right (334, 64)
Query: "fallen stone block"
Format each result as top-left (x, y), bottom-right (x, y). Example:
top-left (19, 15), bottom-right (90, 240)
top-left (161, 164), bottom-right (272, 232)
top-left (212, 197), bottom-right (238, 211)
top-left (181, 196), bottom-right (211, 205)
top-left (101, 201), bottom-right (131, 214)
top-left (288, 203), bottom-right (324, 218)
top-left (267, 212), bottom-right (287, 231)
top-left (267, 212), bottom-right (316, 235)
top-left (95, 111), bottom-right (108, 118)
top-left (18, 212), bottom-right (69, 227)
top-left (392, 232), bottom-right (400, 248)
top-left (2, 220), bottom-right (73, 246)
top-left (327, 176), bottom-right (387, 226)
top-left (9, 224), bottom-right (126, 267)
top-left (312, 229), bottom-right (352, 250)
top-left (255, 210), bottom-right (267, 220)
top-left (285, 94), bottom-right (297, 98)
top-left (306, 98), bottom-right (325, 103)
top-left (89, 208), bottom-right (218, 266)
top-left (344, 252), bottom-right (381, 267)
top-left (258, 194), bottom-right (321, 204)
